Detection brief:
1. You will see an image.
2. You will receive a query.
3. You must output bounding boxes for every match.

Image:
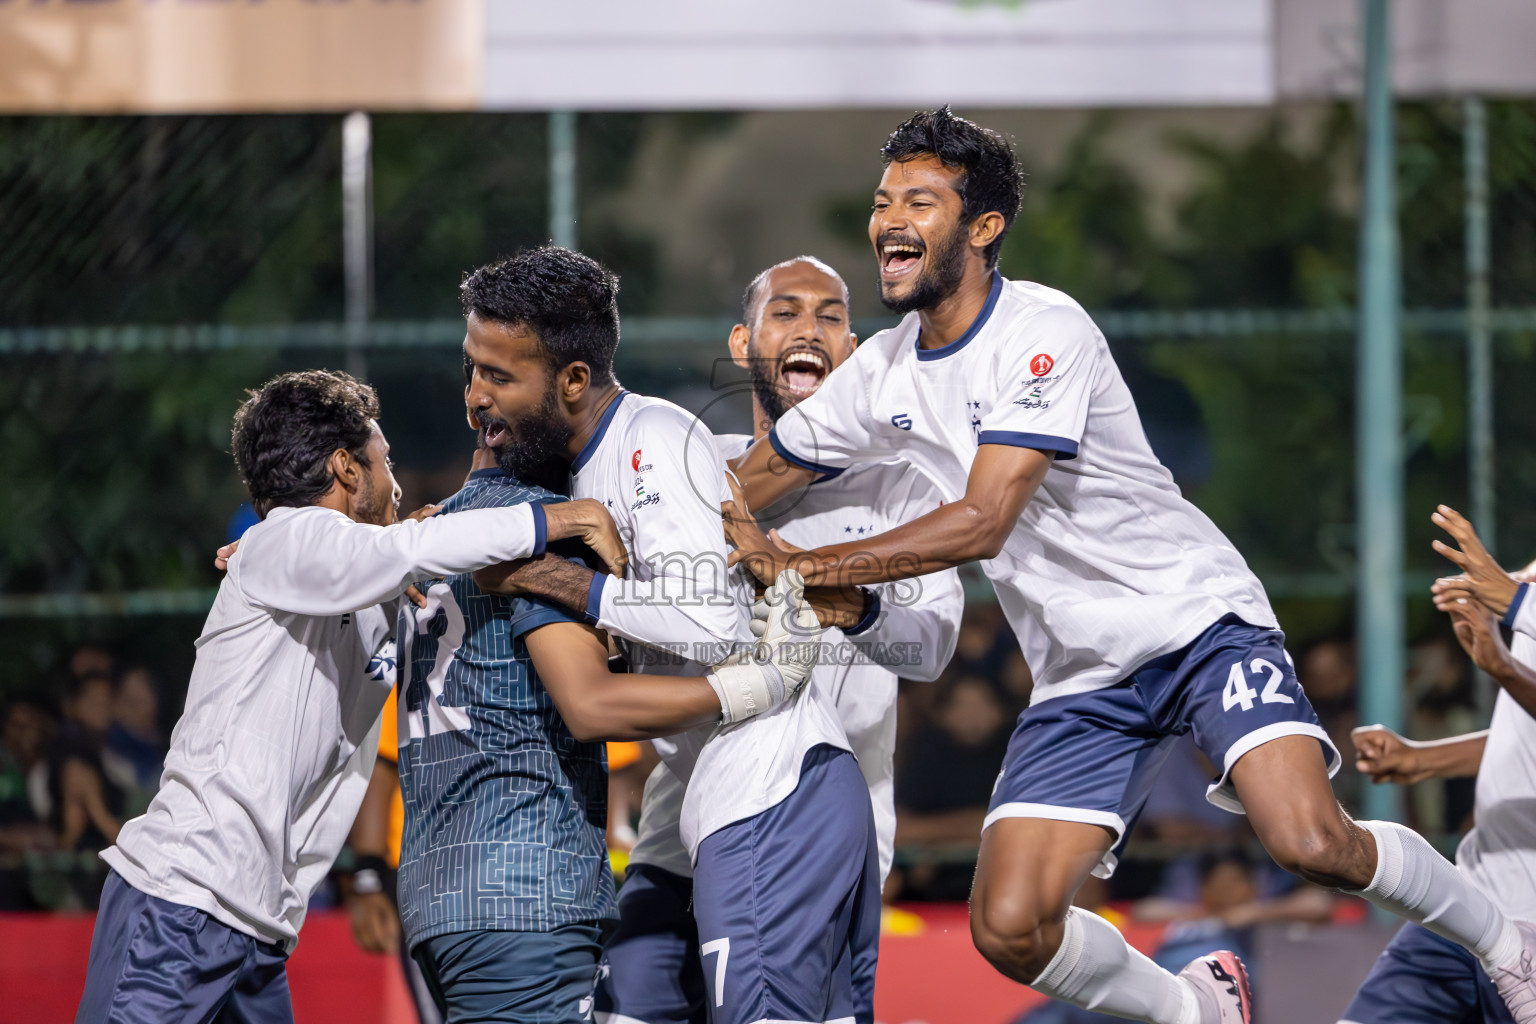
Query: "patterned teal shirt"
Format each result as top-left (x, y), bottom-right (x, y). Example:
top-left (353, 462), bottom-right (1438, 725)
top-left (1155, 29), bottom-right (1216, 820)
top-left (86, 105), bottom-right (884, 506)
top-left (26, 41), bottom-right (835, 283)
top-left (395, 469), bottom-right (616, 947)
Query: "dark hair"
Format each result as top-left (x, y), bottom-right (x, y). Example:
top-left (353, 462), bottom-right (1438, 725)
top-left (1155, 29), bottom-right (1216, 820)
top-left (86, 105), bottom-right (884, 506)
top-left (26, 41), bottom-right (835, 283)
top-left (461, 246), bottom-right (620, 386)
top-left (231, 370), bottom-right (379, 518)
top-left (881, 106), bottom-right (1024, 267)
top-left (1198, 846), bottom-right (1254, 881)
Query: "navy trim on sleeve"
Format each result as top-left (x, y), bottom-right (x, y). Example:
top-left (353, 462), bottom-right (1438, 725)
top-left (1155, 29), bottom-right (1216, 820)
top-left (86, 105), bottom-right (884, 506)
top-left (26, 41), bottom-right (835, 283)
top-left (844, 589), bottom-right (882, 636)
top-left (768, 426), bottom-right (845, 480)
top-left (976, 430), bottom-right (1080, 461)
top-left (583, 574), bottom-right (607, 626)
top-left (508, 601), bottom-right (580, 641)
top-left (1504, 582), bottom-right (1530, 629)
top-left (529, 503), bottom-right (548, 558)
top-left (571, 391), bottom-right (629, 474)
top-left (914, 270), bottom-right (1002, 361)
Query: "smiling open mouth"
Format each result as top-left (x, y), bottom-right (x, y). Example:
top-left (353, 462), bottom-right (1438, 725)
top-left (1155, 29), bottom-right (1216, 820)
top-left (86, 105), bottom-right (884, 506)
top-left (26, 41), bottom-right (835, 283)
top-left (778, 349), bottom-right (829, 398)
top-left (476, 412), bottom-right (511, 448)
top-left (881, 240), bottom-right (924, 279)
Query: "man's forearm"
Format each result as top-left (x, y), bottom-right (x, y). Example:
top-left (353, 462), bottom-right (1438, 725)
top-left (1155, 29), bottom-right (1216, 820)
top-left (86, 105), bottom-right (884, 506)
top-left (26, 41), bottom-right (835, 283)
top-left (779, 501), bottom-right (1003, 588)
top-left (730, 438), bottom-right (818, 511)
top-left (475, 557), bottom-right (597, 618)
top-left (1410, 732), bottom-right (1489, 779)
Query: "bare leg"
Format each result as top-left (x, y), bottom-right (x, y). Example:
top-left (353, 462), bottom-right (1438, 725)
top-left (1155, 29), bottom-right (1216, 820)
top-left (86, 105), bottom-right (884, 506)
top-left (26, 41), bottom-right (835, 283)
top-left (971, 817), bottom-right (1209, 1023)
top-left (1232, 734), bottom-right (1520, 972)
top-left (969, 817), bottom-right (1113, 982)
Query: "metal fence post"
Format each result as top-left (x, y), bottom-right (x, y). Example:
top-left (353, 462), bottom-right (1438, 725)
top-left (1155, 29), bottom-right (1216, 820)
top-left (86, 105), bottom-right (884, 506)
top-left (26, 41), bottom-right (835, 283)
top-left (342, 111), bottom-right (373, 381)
top-left (1357, 0), bottom-right (1405, 825)
top-left (549, 111), bottom-right (577, 249)
top-left (1465, 95), bottom-right (1496, 719)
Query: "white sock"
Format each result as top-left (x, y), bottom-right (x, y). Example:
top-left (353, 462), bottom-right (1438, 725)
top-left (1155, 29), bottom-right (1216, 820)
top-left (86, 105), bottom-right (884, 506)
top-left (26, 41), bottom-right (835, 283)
top-left (1353, 819), bottom-right (1522, 972)
top-left (1031, 907), bottom-right (1201, 1024)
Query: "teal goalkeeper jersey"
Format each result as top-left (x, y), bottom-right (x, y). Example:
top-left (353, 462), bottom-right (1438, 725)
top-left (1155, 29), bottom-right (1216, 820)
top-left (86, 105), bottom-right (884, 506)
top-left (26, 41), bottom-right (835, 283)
top-left (395, 469), bottom-right (616, 947)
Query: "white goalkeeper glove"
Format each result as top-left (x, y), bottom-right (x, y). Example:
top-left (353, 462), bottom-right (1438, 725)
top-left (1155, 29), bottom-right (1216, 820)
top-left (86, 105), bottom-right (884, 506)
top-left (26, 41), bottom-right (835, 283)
top-left (706, 569), bottom-right (823, 725)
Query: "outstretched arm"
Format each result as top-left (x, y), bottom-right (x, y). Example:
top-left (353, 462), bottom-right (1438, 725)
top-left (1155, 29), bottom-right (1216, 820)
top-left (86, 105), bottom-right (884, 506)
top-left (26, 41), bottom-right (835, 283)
top-left (525, 622), bottom-right (722, 742)
top-left (1351, 724), bottom-right (1488, 784)
top-left (726, 444), bottom-right (1052, 588)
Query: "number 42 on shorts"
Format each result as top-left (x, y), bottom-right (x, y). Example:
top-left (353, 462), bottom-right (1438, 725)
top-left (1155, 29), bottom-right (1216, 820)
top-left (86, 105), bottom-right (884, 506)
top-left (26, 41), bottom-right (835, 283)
top-left (1222, 658), bottom-right (1296, 712)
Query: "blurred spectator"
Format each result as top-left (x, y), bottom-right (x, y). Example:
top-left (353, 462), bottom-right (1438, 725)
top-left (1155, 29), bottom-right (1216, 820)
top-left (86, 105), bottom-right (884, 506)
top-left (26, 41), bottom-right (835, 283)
top-left (1136, 735), bottom-right (1246, 849)
top-left (950, 604), bottom-right (1012, 678)
top-left (0, 700), bottom-right (58, 853)
top-left (102, 669), bottom-right (166, 822)
top-left (48, 674), bottom-right (126, 852)
top-left (102, 667), bottom-right (167, 817)
top-left (1405, 637), bottom-right (1479, 834)
top-left (69, 645), bottom-right (114, 684)
top-left (1298, 637), bottom-right (1360, 811)
top-left (892, 676), bottom-right (1012, 900)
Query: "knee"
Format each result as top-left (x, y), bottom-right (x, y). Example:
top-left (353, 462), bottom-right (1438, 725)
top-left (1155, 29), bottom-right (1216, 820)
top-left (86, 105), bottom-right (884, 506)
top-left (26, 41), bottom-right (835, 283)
top-left (970, 893), bottom-right (1068, 982)
top-left (1261, 820), bottom-right (1372, 889)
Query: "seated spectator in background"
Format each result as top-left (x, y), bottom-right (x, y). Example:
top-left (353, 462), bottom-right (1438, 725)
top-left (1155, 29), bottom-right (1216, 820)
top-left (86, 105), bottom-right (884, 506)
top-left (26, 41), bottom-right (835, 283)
top-left (69, 646), bottom-right (115, 686)
top-left (891, 676), bottom-right (1012, 900)
top-left (102, 667), bottom-right (167, 818)
top-left (1299, 636), bottom-right (1361, 811)
top-left (48, 674), bottom-right (125, 852)
top-left (0, 699), bottom-right (58, 853)
top-left (1406, 635), bottom-right (1479, 834)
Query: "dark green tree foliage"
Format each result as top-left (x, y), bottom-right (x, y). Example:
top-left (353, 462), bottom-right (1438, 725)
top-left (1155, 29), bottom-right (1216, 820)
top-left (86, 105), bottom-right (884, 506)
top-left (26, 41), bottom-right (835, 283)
top-left (4, 104), bottom-right (1536, 691)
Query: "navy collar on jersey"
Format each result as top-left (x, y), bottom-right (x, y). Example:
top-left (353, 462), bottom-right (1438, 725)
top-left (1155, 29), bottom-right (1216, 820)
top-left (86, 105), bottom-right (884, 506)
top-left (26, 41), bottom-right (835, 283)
top-left (571, 389), bottom-right (629, 474)
top-left (468, 468), bottom-right (508, 480)
top-left (914, 269), bottom-right (1003, 362)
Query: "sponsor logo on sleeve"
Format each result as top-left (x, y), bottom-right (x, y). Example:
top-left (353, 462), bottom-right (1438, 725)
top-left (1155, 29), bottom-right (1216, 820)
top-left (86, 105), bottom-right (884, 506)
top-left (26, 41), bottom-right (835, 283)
top-left (1029, 353), bottom-right (1055, 377)
top-left (631, 449), bottom-right (642, 471)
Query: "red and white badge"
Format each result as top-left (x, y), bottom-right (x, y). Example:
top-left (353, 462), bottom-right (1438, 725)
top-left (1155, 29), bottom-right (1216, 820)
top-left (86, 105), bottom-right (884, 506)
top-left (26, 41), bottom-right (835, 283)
top-left (631, 449), bottom-right (643, 471)
top-left (1029, 353), bottom-right (1054, 377)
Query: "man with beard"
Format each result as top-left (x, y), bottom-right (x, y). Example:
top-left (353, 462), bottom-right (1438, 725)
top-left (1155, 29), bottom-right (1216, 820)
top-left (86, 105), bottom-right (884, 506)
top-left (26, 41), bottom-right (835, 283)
top-left (392, 379), bottom-right (823, 1021)
top-left (76, 371), bottom-right (627, 1024)
top-left (462, 246), bottom-right (876, 1024)
top-left (725, 107), bottom-right (1536, 1024)
top-left (592, 256), bottom-right (965, 1024)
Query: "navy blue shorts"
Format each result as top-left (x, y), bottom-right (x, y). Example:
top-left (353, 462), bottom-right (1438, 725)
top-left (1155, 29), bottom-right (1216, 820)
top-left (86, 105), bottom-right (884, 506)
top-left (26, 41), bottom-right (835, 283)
top-left (1340, 923), bottom-right (1514, 1024)
top-left (691, 744), bottom-right (880, 1024)
top-left (414, 923), bottom-right (604, 1024)
top-left (76, 870), bottom-right (293, 1024)
top-left (986, 615), bottom-right (1340, 877)
top-left (593, 864), bottom-right (705, 1024)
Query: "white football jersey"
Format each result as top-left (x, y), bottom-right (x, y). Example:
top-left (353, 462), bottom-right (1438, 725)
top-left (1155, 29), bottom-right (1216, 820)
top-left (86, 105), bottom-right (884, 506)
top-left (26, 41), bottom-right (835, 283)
top-left (769, 272), bottom-right (1276, 703)
top-left (627, 435), bottom-right (965, 882)
top-left (102, 502), bottom-right (541, 949)
top-left (571, 392), bottom-right (849, 856)
top-left (1457, 588), bottom-right (1536, 918)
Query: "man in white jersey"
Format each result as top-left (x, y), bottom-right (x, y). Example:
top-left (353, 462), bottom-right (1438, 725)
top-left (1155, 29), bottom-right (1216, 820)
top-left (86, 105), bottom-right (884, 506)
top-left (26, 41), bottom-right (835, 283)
top-left (455, 246), bottom-right (878, 1024)
top-left (727, 107), bottom-right (1536, 1024)
top-left (593, 256), bottom-right (965, 1024)
top-left (74, 370), bottom-right (629, 1024)
top-left (1340, 506), bottom-right (1536, 1024)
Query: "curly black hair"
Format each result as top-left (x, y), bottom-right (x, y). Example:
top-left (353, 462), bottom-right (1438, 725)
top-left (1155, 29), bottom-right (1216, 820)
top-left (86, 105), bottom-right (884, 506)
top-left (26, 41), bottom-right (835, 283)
top-left (881, 107), bottom-right (1024, 268)
top-left (231, 370), bottom-right (378, 518)
top-left (461, 246), bottom-right (620, 386)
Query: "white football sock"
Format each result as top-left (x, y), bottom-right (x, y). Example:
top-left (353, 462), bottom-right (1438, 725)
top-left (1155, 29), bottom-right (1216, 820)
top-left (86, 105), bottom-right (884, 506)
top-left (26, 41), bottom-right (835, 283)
top-left (1353, 819), bottom-right (1522, 972)
top-left (1031, 907), bottom-right (1201, 1024)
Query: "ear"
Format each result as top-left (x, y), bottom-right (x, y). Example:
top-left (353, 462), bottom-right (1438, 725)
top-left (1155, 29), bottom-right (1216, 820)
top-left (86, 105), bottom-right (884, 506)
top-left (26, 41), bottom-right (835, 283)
top-left (728, 324), bottom-right (751, 369)
top-left (559, 361), bottom-right (592, 404)
top-left (970, 211), bottom-right (1006, 256)
top-left (327, 448), bottom-right (363, 495)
